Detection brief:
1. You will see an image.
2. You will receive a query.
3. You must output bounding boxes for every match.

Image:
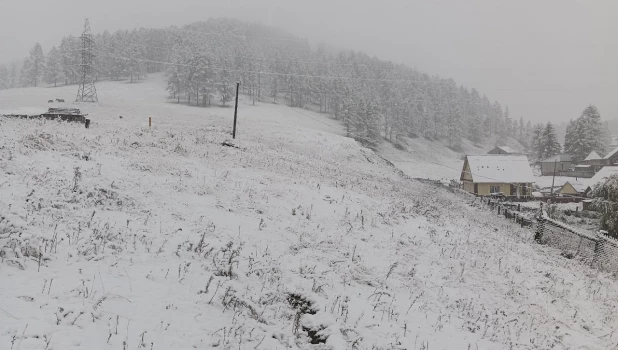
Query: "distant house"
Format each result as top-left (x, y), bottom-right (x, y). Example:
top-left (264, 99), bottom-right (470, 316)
top-left (558, 181), bottom-right (591, 197)
top-left (487, 146), bottom-right (518, 155)
top-left (460, 155), bottom-right (535, 197)
top-left (603, 147), bottom-right (618, 166)
top-left (539, 154), bottom-right (574, 176)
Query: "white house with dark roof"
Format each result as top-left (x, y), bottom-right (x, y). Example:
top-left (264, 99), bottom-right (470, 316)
top-left (461, 154), bottom-right (535, 197)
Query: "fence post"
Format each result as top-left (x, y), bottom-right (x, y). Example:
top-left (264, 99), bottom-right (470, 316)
top-left (534, 216), bottom-right (545, 243)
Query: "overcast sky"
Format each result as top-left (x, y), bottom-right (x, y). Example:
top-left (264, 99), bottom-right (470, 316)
top-left (1, 0), bottom-right (616, 123)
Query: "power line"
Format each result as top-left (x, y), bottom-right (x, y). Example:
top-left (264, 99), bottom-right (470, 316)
top-left (91, 51), bottom-right (618, 93)
top-left (92, 51), bottom-right (444, 84)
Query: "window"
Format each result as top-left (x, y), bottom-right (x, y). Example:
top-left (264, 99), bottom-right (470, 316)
top-left (490, 185), bottom-right (500, 194)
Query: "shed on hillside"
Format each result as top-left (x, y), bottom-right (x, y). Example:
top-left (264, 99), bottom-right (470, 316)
top-left (460, 155), bottom-right (535, 198)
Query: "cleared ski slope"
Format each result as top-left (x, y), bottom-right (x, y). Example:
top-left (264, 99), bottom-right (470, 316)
top-left (1, 75), bottom-right (617, 349)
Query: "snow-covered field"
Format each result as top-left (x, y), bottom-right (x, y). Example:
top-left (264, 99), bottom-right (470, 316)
top-left (2, 75), bottom-right (618, 349)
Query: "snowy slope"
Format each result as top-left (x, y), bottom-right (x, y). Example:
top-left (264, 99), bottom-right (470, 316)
top-left (2, 75), bottom-right (618, 350)
top-left (378, 132), bottom-right (527, 182)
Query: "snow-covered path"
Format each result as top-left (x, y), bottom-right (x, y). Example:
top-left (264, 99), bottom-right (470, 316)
top-left (2, 76), bottom-right (618, 349)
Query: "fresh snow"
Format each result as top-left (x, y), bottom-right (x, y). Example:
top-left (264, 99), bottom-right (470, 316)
top-left (2, 74), bottom-right (618, 349)
top-left (464, 155), bottom-right (535, 184)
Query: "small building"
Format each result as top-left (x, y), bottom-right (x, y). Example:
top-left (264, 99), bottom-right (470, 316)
top-left (579, 151), bottom-right (605, 173)
top-left (487, 146), bottom-right (518, 155)
top-left (603, 147), bottom-right (618, 166)
top-left (540, 186), bottom-right (562, 197)
top-left (460, 155), bottom-right (535, 197)
top-left (584, 151), bottom-right (602, 162)
top-left (558, 181), bottom-right (591, 197)
top-left (539, 154), bottom-right (574, 176)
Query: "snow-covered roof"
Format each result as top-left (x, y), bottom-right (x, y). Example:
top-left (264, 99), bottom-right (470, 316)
top-left (603, 146), bottom-right (618, 159)
top-left (584, 151), bottom-right (601, 160)
top-left (588, 166), bottom-right (618, 187)
top-left (540, 154), bottom-right (573, 163)
top-left (497, 146), bottom-right (515, 153)
top-left (562, 181), bottom-right (590, 193)
top-left (540, 186), bottom-right (561, 193)
top-left (464, 155), bottom-right (535, 183)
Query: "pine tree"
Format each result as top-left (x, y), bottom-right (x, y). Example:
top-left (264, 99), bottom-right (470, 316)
top-left (518, 117), bottom-right (525, 143)
top-left (563, 105), bottom-right (606, 160)
top-left (581, 105), bottom-right (605, 156)
top-left (541, 122), bottom-right (562, 159)
top-left (0, 65), bottom-right (8, 89)
top-left (24, 43), bottom-right (45, 87)
top-left (19, 58), bottom-right (32, 87)
top-left (563, 120), bottom-right (576, 156)
top-left (531, 124), bottom-right (544, 161)
top-left (592, 174), bottom-right (618, 239)
top-left (218, 61), bottom-right (233, 107)
top-left (44, 46), bottom-right (63, 87)
top-left (9, 62), bottom-right (18, 88)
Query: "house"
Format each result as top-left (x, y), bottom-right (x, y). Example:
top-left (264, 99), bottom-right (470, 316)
top-left (603, 147), bottom-right (618, 166)
top-left (588, 166), bottom-right (618, 188)
top-left (558, 181), bottom-right (591, 197)
top-left (539, 154), bottom-right (574, 176)
top-left (487, 146), bottom-right (518, 155)
top-left (579, 151), bottom-right (605, 173)
top-left (460, 155), bottom-right (535, 197)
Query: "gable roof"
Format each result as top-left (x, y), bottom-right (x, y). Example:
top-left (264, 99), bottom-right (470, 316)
top-left (584, 151), bottom-right (601, 160)
top-left (561, 181), bottom-right (591, 194)
top-left (463, 155), bottom-right (535, 183)
top-left (604, 146), bottom-right (618, 159)
top-left (540, 154), bottom-right (573, 163)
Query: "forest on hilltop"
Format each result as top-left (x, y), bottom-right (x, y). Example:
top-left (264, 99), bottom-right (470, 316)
top-left (1, 18), bottom-right (538, 149)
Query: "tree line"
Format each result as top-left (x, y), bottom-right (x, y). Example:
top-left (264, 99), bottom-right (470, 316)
top-left (528, 105), bottom-right (609, 162)
top-left (2, 18), bottom-right (535, 148)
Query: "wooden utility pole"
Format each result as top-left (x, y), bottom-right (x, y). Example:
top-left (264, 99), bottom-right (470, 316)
top-left (550, 159), bottom-right (558, 196)
top-left (232, 82), bottom-right (240, 139)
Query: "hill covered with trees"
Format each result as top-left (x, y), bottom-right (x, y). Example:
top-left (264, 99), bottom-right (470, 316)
top-left (2, 18), bottom-right (536, 149)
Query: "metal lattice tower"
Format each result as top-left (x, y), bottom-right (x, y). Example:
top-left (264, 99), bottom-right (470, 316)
top-left (76, 19), bottom-right (98, 103)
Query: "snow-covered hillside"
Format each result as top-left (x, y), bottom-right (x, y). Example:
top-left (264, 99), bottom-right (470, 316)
top-left (2, 75), bottom-right (618, 350)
